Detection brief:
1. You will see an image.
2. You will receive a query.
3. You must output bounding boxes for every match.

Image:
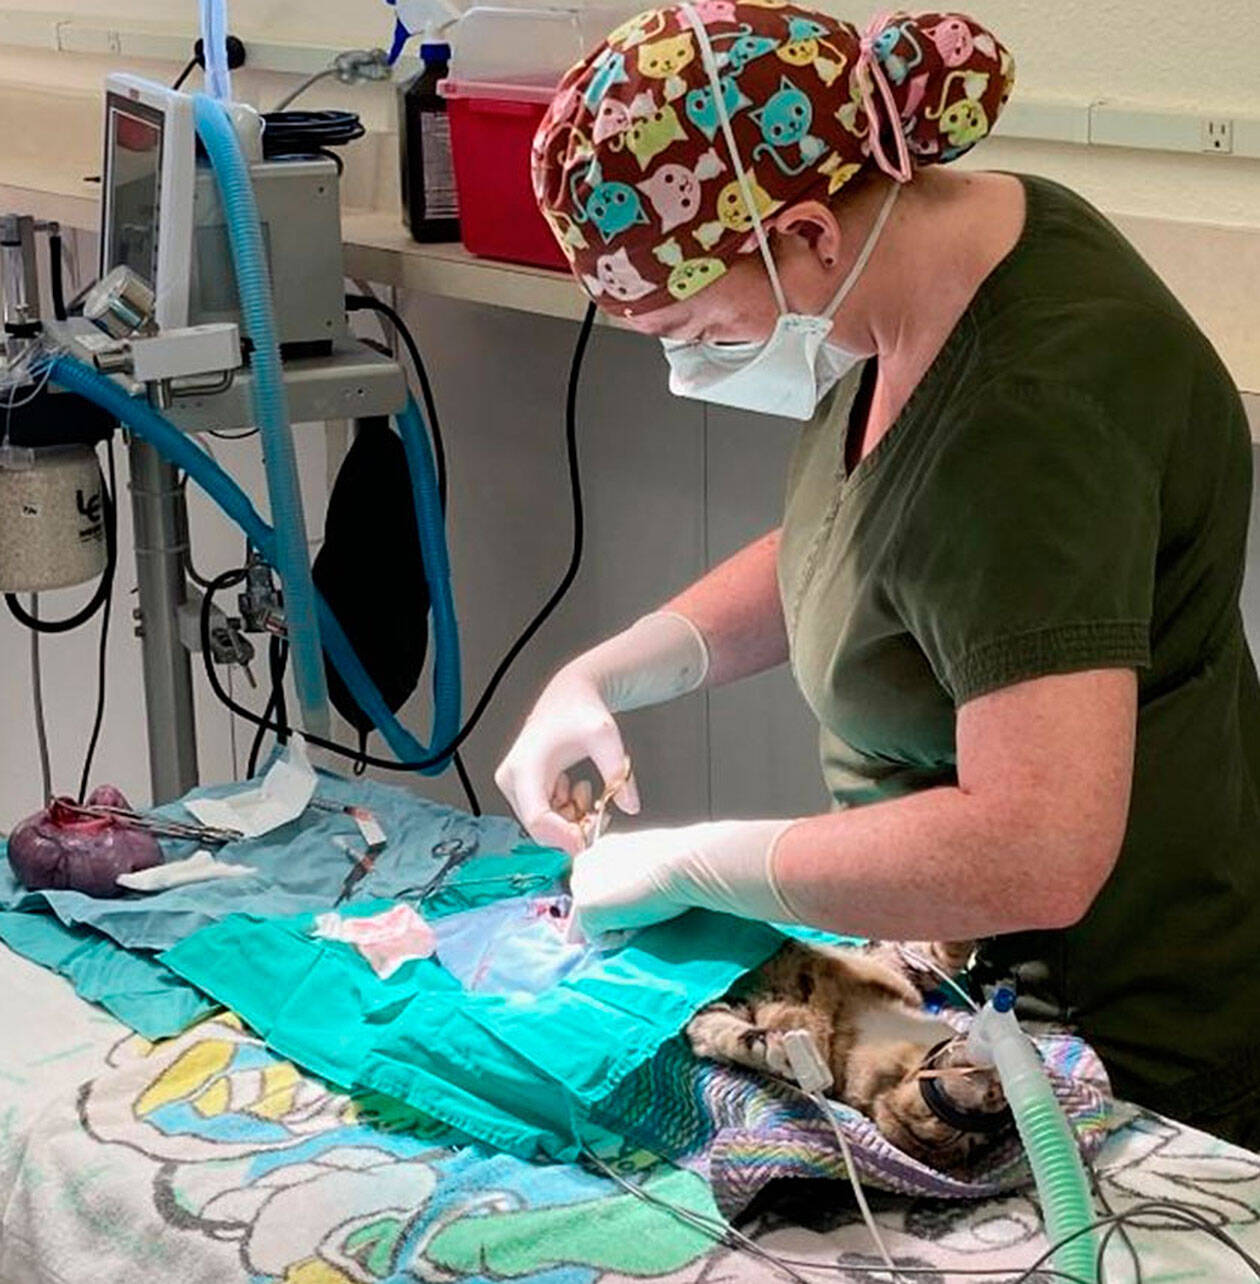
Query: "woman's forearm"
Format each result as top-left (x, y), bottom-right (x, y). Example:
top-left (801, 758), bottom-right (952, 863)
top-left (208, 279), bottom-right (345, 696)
top-left (773, 671), bottom-right (1133, 940)
top-left (664, 528), bottom-right (789, 686)
top-left (772, 788), bottom-right (1079, 941)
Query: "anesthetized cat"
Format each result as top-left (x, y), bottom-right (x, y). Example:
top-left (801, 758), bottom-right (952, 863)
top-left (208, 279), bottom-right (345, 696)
top-left (686, 939), bottom-right (1015, 1170)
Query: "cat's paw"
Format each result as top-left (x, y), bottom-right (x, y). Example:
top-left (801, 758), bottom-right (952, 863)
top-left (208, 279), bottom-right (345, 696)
top-left (687, 1007), bottom-right (796, 1081)
top-left (738, 1027), bottom-right (794, 1081)
top-left (686, 1004), bottom-right (755, 1064)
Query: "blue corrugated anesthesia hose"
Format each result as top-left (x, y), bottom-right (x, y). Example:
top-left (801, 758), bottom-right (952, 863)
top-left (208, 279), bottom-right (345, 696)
top-left (47, 354), bottom-right (460, 773)
top-left (192, 93), bottom-right (330, 738)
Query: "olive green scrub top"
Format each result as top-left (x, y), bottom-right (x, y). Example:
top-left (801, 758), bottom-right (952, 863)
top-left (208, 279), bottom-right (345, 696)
top-left (777, 173), bottom-right (1260, 1137)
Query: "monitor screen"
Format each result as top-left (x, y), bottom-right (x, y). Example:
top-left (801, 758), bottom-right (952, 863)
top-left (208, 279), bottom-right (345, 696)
top-left (103, 95), bottom-right (165, 287)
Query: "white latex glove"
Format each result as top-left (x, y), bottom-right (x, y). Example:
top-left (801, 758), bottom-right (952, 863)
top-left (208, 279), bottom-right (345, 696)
top-left (569, 819), bottom-right (801, 938)
top-left (496, 613), bottom-right (709, 854)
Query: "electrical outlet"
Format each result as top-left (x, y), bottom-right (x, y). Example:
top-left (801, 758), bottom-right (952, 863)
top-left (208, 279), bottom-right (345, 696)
top-left (1202, 117), bottom-right (1234, 153)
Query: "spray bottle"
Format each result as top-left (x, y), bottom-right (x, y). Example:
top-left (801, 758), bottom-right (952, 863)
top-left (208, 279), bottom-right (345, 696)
top-left (967, 987), bottom-right (1098, 1284)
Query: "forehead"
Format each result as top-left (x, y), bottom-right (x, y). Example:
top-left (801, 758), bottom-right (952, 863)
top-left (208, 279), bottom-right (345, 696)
top-left (619, 252), bottom-right (766, 334)
top-left (621, 294), bottom-right (705, 335)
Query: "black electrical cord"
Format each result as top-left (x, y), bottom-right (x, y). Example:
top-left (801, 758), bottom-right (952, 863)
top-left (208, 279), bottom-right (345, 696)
top-left (29, 596), bottom-right (53, 801)
top-left (345, 293), bottom-right (447, 509)
top-left (172, 35), bottom-right (245, 91)
top-left (48, 231), bottom-right (67, 322)
top-left (207, 426), bottom-right (260, 440)
top-left (271, 637), bottom-right (290, 745)
top-left (4, 449), bottom-right (117, 633)
top-left (246, 636), bottom-right (290, 779)
top-left (245, 688), bottom-right (277, 780)
top-left (1088, 1151), bottom-right (1143, 1284)
top-left (197, 301), bottom-right (597, 773)
top-left (183, 551), bottom-right (215, 591)
top-left (172, 55), bottom-right (199, 90)
top-left (454, 750), bottom-right (482, 816)
top-left (173, 470), bottom-right (218, 589)
top-left (76, 439), bottom-right (117, 803)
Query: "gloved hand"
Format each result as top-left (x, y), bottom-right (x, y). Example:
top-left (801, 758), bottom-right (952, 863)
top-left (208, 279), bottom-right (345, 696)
top-left (496, 613), bottom-right (710, 854)
top-left (569, 818), bottom-right (801, 937)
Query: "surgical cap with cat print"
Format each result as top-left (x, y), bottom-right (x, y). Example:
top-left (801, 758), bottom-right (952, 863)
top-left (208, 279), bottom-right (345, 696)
top-left (531, 4), bottom-right (1014, 316)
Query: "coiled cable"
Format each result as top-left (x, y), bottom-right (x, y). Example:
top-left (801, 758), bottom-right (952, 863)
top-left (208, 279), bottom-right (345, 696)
top-left (260, 109), bottom-right (365, 174)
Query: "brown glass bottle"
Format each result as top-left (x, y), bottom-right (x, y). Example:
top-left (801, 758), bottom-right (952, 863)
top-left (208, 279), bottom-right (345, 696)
top-left (398, 43), bottom-right (460, 242)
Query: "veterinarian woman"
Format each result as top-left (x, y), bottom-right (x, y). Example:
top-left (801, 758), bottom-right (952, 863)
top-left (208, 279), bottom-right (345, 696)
top-left (498, 3), bottom-right (1260, 1147)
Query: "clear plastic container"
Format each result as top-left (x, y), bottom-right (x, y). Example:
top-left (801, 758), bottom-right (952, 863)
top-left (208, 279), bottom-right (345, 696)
top-left (448, 2), bottom-right (636, 89)
top-left (440, 2), bottom-right (640, 269)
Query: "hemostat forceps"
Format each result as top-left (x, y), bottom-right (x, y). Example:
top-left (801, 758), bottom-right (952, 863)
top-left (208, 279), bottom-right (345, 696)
top-left (560, 759), bottom-right (633, 946)
top-left (579, 758), bottom-right (633, 851)
top-left (396, 834), bottom-right (480, 903)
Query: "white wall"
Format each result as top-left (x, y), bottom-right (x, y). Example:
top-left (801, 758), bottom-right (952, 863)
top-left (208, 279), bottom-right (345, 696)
top-left (833, 0), bottom-right (1260, 228)
top-left (0, 0), bottom-right (395, 51)
top-left (6, 0), bottom-right (1260, 226)
top-left (13, 0), bottom-right (1260, 110)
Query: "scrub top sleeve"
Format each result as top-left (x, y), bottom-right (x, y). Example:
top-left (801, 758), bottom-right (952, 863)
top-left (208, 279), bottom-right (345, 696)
top-left (891, 380), bottom-right (1160, 707)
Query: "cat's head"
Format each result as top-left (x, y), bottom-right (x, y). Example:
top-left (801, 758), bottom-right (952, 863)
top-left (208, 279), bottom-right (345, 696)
top-left (871, 1037), bottom-right (1013, 1171)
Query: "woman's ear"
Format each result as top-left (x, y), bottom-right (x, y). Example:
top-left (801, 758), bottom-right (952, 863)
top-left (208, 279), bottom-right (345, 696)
top-left (772, 200), bottom-right (842, 269)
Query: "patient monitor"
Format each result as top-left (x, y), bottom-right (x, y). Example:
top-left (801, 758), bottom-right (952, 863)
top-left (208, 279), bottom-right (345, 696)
top-left (100, 74), bottom-right (346, 353)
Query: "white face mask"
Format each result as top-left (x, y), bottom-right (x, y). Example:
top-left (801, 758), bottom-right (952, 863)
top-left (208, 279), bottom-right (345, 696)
top-left (662, 185), bottom-right (898, 421)
top-left (661, 5), bottom-right (901, 422)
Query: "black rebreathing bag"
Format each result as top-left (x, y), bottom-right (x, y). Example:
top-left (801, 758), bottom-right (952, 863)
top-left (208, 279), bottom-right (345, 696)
top-left (313, 417), bottom-right (429, 744)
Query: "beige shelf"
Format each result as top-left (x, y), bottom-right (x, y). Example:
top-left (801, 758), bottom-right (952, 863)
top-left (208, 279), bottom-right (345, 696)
top-left (341, 209), bottom-right (604, 325)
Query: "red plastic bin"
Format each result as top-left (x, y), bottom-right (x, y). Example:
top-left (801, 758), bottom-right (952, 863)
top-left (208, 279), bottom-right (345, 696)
top-left (440, 79), bottom-right (568, 272)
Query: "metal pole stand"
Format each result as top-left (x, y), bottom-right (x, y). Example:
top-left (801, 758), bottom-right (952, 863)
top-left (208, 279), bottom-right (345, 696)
top-left (128, 435), bottom-right (199, 802)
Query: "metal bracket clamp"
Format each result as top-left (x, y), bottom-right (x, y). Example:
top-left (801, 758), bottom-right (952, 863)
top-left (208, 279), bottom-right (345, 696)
top-left (178, 588), bottom-right (257, 687)
top-left (237, 553), bottom-right (287, 638)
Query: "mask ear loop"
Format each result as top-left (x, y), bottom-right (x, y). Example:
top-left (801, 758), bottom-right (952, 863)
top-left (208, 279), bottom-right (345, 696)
top-left (680, 4), bottom-right (789, 317)
top-left (818, 180), bottom-right (900, 321)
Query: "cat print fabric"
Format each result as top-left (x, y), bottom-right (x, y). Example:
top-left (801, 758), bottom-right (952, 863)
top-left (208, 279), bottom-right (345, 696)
top-left (531, 4), bottom-right (1014, 316)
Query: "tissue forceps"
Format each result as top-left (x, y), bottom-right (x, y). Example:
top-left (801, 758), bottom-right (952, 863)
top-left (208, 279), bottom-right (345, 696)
top-left (58, 799), bottom-right (243, 846)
